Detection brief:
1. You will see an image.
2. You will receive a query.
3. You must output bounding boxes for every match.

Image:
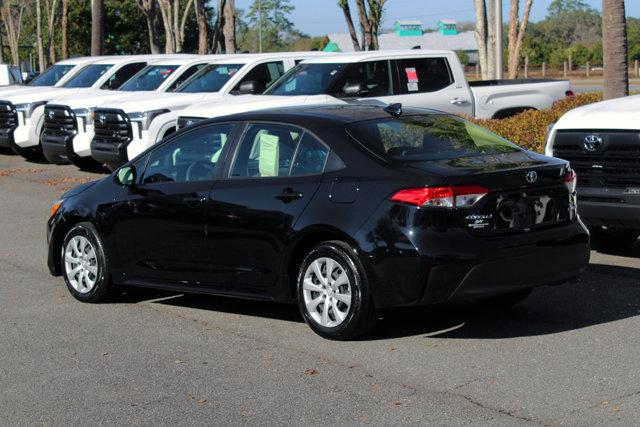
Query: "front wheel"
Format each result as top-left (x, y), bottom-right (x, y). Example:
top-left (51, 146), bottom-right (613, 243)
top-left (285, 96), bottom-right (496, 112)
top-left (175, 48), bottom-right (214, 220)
top-left (296, 241), bottom-right (376, 340)
top-left (61, 222), bottom-right (114, 302)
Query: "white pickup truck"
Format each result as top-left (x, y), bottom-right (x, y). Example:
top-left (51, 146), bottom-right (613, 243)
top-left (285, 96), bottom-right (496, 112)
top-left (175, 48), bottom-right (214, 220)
top-left (176, 50), bottom-right (573, 131)
top-left (0, 64), bottom-right (23, 87)
top-left (41, 55), bottom-right (219, 168)
top-left (0, 54), bottom-right (189, 159)
top-left (545, 94), bottom-right (640, 249)
top-left (90, 51), bottom-right (325, 169)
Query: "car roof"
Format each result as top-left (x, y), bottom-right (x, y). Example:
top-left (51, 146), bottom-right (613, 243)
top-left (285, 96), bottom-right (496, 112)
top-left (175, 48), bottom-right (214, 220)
top-left (211, 51), bottom-right (327, 64)
top-left (215, 104), bottom-right (444, 125)
top-left (302, 49), bottom-right (454, 64)
top-left (148, 55), bottom-right (224, 66)
top-left (88, 54), bottom-right (193, 65)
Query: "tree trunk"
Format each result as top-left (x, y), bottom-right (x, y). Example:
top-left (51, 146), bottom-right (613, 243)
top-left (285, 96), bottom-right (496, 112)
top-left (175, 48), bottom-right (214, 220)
top-left (195, 0), bottom-right (208, 54)
top-left (157, 0), bottom-right (175, 53)
top-left (338, 0), bottom-right (360, 51)
top-left (602, 0), bottom-right (629, 99)
top-left (45, 0), bottom-right (60, 65)
top-left (91, 0), bottom-right (104, 55)
top-left (177, 0), bottom-right (194, 52)
top-left (354, 0), bottom-right (372, 50)
top-left (223, 0), bottom-right (236, 53)
top-left (36, 0), bottom-right (46, 72)
top-left (1, 1), bottom-right (27, 66)
top-left (507, 0), bottom-right (533, 79)
top-left (474, 0), bottom-right (489, 79)
top-left (136, 0), bottom-right (162, 54)
top-left (211, 0), bottom-right (225, 53)
top-left (486, 0), bottom-right (496, 79)
top-left (61, 0), bottom-right (69, 59)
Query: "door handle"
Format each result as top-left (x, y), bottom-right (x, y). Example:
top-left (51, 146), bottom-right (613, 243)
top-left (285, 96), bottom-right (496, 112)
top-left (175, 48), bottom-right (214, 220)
top-left (182, 193), bottom-right (207, 206)
top-left (450, 98), bottom-right (471, 105)
top-left (275, 188), bottom-right (303, 202)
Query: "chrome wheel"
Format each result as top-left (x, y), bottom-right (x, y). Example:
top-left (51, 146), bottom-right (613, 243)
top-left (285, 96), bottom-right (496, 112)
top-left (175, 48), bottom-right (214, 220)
top-left (64, 236), bottom-right (98, 294)
top-left (302, 257), bottom-right (352, 328)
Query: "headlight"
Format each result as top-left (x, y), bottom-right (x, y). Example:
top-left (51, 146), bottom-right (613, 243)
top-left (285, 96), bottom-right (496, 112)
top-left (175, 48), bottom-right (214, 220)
top-left (73, 107), bottom-right (95, 126)
top-left (129, 109), bottom-right (170, 131)
top-left (49, 198), bottom-right (64, 218)
top-left (15, 101), bottom-right (47, 119)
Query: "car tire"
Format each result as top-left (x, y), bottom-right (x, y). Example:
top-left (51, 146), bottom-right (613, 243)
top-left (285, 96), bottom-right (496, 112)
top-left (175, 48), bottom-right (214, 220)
top-left (296, 241), bottom-right (376, 340)
top-left (61, 222), bottom-right (114, 303)
top-left (11, 143), bottom-right (44, 161)
top-left (590, 227), bottom-right (640, 251)
top-left (477, 289), bottom-right (533, 307)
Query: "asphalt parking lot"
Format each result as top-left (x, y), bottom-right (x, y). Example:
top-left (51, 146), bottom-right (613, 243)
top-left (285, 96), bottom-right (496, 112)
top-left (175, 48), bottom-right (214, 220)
top-left (1, 151), bottom-right (639, 425)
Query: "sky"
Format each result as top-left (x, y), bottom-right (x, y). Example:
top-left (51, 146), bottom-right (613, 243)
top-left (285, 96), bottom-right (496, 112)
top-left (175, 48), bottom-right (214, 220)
top-left (233, 0), bottom-right (640, 36)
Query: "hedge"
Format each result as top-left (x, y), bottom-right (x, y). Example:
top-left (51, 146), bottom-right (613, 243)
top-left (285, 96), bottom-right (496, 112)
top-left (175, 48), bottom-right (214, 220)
top-left (468, 93), bottom-right (603, 153)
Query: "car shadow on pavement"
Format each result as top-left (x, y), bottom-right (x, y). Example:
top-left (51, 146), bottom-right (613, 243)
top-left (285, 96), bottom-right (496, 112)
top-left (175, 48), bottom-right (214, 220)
top-left (114, 263), bottom-right (640, 341)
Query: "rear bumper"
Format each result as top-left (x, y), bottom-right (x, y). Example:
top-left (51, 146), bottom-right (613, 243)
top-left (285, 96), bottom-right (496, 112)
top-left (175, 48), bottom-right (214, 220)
top-left (359, 220), bottom-right (590, 308)
top-left (576, 186), bottom-right (640, 230)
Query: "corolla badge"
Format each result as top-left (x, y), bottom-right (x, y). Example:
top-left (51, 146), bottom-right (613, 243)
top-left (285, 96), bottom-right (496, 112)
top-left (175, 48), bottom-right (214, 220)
top-left (526, 170), bottom-right (538, 183)
top-left (583, 134), bottom-right (603, 152)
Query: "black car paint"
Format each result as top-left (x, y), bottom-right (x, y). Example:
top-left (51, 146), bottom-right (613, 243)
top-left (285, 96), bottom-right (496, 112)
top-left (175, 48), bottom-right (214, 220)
top-left (48, 105), bottom-right (590, 308)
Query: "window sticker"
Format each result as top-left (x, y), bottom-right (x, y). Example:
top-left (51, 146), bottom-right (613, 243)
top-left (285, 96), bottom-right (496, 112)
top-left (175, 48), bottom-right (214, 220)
top-left (405, 67), bottom-right (419, 92)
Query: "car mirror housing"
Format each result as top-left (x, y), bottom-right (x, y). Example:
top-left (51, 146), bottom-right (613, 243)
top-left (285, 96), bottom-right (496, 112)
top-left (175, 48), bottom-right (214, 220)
top-left (343, 82), bottom-right (369, 97)
top-left (238, 80), bottom-right (265, 95)
top-left (115, 165), bottom-right (137, 187)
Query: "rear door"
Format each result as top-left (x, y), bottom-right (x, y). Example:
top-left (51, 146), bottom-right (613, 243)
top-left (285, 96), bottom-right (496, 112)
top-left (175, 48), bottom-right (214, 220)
top-left (392, 56), bottom-right (473, 115)
top-left (206, 122), bottom-right (330, 290)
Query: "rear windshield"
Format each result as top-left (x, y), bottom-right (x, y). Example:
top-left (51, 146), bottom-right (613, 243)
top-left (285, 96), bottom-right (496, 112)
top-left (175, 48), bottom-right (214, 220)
top-left (63, 64), bottom-right (113, 88)
top-left (29, 64), bottom-right (75, 86)
top-left (119, 64), bottom-right (178, 91)
top-left (347, 114), bottom-right (519, 162)
top-left (178, 63), bottom-right (244, 93)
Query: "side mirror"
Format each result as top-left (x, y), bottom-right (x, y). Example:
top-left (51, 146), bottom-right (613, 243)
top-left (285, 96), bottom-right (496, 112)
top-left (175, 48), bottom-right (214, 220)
top-left (343, 82), bottom-right (369, 97)
top-left (115, 165), bottom-right (137, 187)
top-left (237, 80), bottom-right (265, 95)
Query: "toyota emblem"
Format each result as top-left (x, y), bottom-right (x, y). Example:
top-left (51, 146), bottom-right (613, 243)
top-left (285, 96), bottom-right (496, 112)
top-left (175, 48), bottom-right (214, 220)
top-left (583, 134), bottom-right (603, 152)
top-left (526, 171), bottom-right (538, 183)
top-left (98, 114), bottom-right (106, 124)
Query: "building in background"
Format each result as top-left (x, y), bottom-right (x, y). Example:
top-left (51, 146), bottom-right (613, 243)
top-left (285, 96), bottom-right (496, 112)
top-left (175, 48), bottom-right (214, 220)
top-left (324, 20), bottom-right (478, 64)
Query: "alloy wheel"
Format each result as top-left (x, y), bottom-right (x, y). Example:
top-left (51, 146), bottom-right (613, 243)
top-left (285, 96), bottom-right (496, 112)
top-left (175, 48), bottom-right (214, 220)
top-left (64, 235), bottom-right (98, 294)
top-left (302, 257), bottom-right (352, 328)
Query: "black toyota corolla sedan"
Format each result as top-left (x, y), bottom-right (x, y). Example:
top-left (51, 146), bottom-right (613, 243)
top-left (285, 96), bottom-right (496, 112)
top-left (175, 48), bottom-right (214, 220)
top-left (46, 104), bottom-right (590, 339)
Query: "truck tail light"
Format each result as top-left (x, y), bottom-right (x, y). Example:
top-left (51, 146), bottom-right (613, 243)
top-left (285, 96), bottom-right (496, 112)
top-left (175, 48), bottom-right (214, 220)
top-left (391, 186), bottom-right (489, 208)
top-left (564, 169), bottom-right (577, 193)
top-left (565, 90), bottom-right (575, 97)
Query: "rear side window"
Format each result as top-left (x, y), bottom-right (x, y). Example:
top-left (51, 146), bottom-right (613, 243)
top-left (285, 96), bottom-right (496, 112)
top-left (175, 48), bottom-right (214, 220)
top-left (233, 61), bottom-right (285, 93)
top-left (101, 62), bottom-right (147, 90)
top-left (231, 123), bottom-right (329, 178)
top-left (334, 60), bottom-right (393, 98)
top-left (347, 115), bottom-right (519, 162)
top-left (395, 57), bottom-right (453, 93)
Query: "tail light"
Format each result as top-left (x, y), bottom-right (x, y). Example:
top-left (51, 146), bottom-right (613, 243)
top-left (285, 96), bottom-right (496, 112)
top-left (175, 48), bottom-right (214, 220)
top-left (564, 169), bottom-right (577, 193)
top-left (391, 186), bottom-right (489, 208)
top-left (565, 90), bottom-right (575, 97)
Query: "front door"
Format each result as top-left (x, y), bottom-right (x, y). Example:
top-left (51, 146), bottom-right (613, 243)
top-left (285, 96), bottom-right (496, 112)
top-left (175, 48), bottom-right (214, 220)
top-left (206, 122), bottom-right (330, 290)
top-left (112, 123), bottom-right (238, 286)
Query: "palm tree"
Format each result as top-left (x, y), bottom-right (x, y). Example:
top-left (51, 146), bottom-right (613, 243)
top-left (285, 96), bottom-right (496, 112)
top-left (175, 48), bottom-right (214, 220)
top-left (91, 0), bottom-right (104, 56)
top-left (602, 0), bottom-right (628, 99)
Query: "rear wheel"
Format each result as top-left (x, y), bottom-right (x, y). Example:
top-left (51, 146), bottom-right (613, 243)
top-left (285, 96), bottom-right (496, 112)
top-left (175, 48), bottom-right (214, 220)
top-left (590, 227), bottom-right (640, 251)
top-left (61, 222), bottom-right (114, 302)
top-left (296, 241), bottom-right (376, 340)
top-left (11, 142), bottom-right (44, 161)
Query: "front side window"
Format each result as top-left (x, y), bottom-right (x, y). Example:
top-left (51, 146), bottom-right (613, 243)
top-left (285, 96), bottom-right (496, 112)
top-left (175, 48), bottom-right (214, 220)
top-left (143, 124), bottom-right (236, 184)
top-left (334, 60), bottom-right (393, 98)
top-left (231, 123), bottom-right (329, 178)
top-left (63, 64), bottom-right (113, 88)
top-left (178, 63), bottom-right (244, 93)
top-left (101, 62), bottom-right (147, 90)
top-left (395, 57), bottom-right (453, 93)
top-left (119, 65), bottom-right (178, 91)
top-left (347, 114), bottom-right (519, 162)
top-left (232, 61), bottom-right (285, 93)
top-left (167, 63), bottom-right (207, 91)
top-left (264, 63), bottom-right (348, 96)
top-left (29, 64), bottom-right (74, 86)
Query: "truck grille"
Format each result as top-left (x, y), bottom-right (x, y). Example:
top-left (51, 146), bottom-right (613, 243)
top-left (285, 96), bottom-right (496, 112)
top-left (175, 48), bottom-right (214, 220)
top-left (0, 101), bottom-right (18, 131)
top-left (43, 105), bottom-right (77, 144)
top-left (553, 130), bottom-right (640, 187)
top-left (92, 108), bottom-right (132, 160)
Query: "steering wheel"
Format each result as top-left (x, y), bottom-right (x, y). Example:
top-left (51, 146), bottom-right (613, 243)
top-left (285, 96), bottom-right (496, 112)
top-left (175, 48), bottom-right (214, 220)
top-left (185, 160), bottom-right (216, 182)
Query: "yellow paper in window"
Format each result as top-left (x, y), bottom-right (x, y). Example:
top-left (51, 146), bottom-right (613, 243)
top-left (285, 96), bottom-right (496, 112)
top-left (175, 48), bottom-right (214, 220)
top-left (211, 133), bottom-right (227, 163)
top-left (258, 133), bottom-right (280, 177)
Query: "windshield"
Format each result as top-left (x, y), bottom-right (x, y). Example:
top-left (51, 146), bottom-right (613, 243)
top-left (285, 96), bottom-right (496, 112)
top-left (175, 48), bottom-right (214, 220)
top-left (264, 63), bottom-right (347, 96)
top-left (63, 64), bottom-right (113, 88)
top-left (177, 63), bottom-right (244, 93)
top-left (347, 114), bottom-right (520, 162)
top-left (119, 64), bottom-right (178, 91)
top-left (29, 64), bottom-right (75, 87)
